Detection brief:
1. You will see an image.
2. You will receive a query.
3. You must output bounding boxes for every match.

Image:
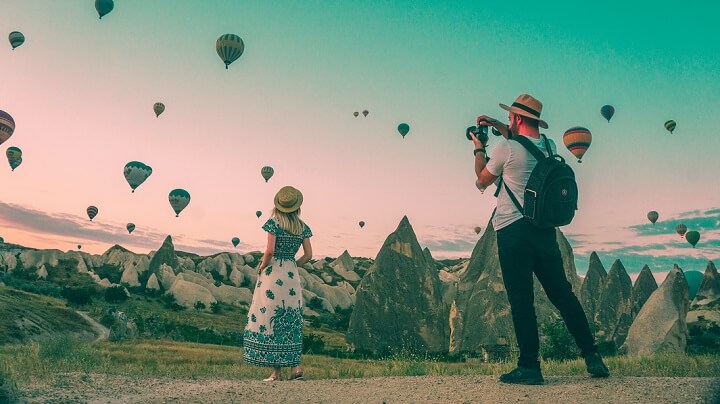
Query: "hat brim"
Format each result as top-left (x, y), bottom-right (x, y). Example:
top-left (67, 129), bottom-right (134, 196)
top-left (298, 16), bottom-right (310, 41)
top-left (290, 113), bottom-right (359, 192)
top-left (274, 192), bottom-right (303, 213)
top-left (499, 103), bottom-right (548, 129)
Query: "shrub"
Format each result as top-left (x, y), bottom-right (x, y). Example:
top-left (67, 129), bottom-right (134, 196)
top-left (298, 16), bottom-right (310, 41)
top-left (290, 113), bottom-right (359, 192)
top-left (540, 317), bottom-right (580, 361)
top-left (104, 286), bottom-right (128, 303)
top-left (210, 301), bottom-right (221, 314)
top-left (307, 296), bottom-right (324, 311)
top-left (302, 333), bottom-right (325, 354)
top-left (194, 301), bottom-right (206, 311)
top-left (0, 361), bottom-right (19, 404)
top-left (162, 294), bottom-right (185, 311)
top-left (61, 286), bottom-right (96, 305)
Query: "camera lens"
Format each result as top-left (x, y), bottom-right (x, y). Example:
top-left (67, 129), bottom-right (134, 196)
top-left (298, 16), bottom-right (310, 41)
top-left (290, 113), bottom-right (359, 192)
top-left (466, 125), bottom-right (488, 141)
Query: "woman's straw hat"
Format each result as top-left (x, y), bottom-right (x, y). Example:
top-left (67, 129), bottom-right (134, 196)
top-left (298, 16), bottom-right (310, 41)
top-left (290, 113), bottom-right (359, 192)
top-left (274, 186), bottom-right (303, 213)
top-left (499, 94), bottom-right (549, 129)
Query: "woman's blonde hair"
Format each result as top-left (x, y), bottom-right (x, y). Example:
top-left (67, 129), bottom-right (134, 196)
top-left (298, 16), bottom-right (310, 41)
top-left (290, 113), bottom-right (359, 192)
top-left (271, 207), bottom-right (304, 236)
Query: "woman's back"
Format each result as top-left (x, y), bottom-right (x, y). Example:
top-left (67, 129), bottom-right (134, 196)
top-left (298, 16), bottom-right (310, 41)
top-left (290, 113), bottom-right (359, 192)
top-left (262, 218), bottom-right (312, 260)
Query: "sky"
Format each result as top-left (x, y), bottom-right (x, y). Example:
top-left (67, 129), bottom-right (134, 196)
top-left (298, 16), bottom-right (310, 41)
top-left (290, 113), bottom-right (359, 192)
top-left (1, 1), bottom-right (718, 280)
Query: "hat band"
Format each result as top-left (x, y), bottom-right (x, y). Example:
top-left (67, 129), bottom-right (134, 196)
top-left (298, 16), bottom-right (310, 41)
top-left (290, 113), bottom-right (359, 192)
top-left (511, 102), bottom-right (541, 118)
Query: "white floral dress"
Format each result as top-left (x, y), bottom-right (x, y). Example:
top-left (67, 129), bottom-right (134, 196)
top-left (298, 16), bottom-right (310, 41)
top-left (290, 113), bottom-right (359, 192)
top-left (243, 218), bottom-right (312, 367)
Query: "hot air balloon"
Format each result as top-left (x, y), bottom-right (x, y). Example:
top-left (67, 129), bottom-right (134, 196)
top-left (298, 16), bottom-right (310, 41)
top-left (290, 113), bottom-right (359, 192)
top-left (124, 161), bottom-right (152, 192)
top-left (600, 105), bottom-right (614, 122)
top-left (362, 110), bottom-right (369, 117)
top-left (647, 211), bottom-right (659, 225)
top-left (664, 120), bottom-right (676, 134)
top-left (0, 110), bottom-right (15, 146)
top-left (686, 230), bottom-right (700, 248)
top-left (77, 244), bottom-right (82, 250)
top-left (153, 102), bottom-right (165, 117)
top-left (676, 224), bottom-right (687, 238)
top-left (216, 34), bottom-right (244, 69)
top-left (169, 189), bottom-right (191, 217)
top-left (359, 221), bottom-right (365, 228)
top-left (261, 166), bottom-right (274, 182)
top-left (397, 123), bottom-right (410, 138)
top-left (6, 146), bottom-right (22, 171)
top-left (0, 236), bottom-right (4, 244)
top-left (232, 237), bottom-right (240, 248)
top-left (474, 226), bottom-right (482, 235)
top-left (353, 111), bottom-right (359, 118)
top-left (8, 31), bottom-right (24, 50)
top-left (95, 0), bottom-right (114, 19)
top-left (86, 206), bottom-right (98, 221)
top-left (563, 126), bottom-right (592, 163)
top-left (126, 223), bottom-right (135, 234)
top-left (256, 210), bottom-right (262, 218)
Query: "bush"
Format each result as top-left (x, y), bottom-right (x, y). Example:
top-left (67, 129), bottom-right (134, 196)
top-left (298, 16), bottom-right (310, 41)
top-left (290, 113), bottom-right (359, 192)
top-left (540, 317), bottom-right (580, 361)
top-left (194, 301), bottom-right (206, 311)
top-left (61, 286), bottom-right (96, 305)
top-left (162, 294), bottom-right (185, 311)
top-left (210, 301), bottom-right (221, 314)
top-left (0, 361), bottom-right (19, 404)
top-left (307, 296), bottom-right (324, 311)
top-left (104, 286), bottom-right (128, 303)
top-left (302, 333), bottom-right (325, 354)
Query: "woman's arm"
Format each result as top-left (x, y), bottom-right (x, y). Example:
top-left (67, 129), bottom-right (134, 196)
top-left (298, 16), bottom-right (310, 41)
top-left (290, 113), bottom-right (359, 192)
top-left (295, 238), bottom-right (313, 267)
top-left (256, 232), bottom-right (276, 273)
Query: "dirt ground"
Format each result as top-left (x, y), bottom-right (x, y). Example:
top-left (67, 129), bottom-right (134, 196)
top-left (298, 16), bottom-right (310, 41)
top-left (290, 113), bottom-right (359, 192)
top-left (15, 374), bottom-right (720, 403)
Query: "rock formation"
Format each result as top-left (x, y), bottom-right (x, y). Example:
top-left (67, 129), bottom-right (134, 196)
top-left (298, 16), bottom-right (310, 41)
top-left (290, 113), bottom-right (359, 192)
top-left (329, 250), bottom-right (361, 282)
top-left (580, 251), bottom-right (607, 324)
top-left (693, 261), bottom-right (720, 307)
top-left (36, 264), bottom-right (48, 280)
top-left (594, 259), bottom-right (633, 348)
top-left (686, 261), bottom-right (720, 354)
top-left (167, 278), bottom-right (216, 309)
top-left (148, 236), bottom-right (179, 276)
top-left (146, 273), bottom-right (161, 290)
top-left (630, 265), bottom-right (658, 318)
top-left (622, 265), bottom-right (689, 356)
top-left (347, 216), bottom-right (449, 353)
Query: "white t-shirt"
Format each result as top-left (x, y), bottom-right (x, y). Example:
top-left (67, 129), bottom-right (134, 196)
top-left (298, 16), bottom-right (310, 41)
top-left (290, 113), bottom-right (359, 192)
top-left (484, 135), bottom-right (557, 231)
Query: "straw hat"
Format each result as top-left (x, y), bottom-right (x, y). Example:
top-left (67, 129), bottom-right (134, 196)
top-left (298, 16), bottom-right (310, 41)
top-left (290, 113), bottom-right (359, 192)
top-left (499, 94), bottom-right (548, 129)
top-left (274, 186), bottom-right (303, 213)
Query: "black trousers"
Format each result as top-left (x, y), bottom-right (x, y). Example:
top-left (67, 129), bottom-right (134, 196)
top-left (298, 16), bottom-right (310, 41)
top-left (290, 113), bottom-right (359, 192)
top-left (496, 218), bottom-right (597, 368)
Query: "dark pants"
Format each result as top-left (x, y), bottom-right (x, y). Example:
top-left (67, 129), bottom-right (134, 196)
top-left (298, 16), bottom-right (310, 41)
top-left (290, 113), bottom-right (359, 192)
top-left (497, 218), bottom-right (597, 369)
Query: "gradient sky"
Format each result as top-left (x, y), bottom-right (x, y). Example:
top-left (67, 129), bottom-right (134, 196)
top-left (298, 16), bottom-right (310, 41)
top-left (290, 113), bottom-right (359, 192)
top-left (1, 1), bottom-right (718, 278)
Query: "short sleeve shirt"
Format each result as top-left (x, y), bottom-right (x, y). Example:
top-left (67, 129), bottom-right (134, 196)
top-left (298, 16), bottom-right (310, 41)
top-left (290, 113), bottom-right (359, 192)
top-left (485, 135), bottom-right (557, 231)
top-left (262, 218), bottom-right (312, 260)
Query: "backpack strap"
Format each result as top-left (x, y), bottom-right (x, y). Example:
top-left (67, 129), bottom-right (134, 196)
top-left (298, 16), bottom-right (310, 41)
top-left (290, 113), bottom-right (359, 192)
top-left (503, 181), bottom-right (524, 213)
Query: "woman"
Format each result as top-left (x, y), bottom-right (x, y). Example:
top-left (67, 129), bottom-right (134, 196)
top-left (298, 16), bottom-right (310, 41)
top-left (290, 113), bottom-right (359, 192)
top-left (243, 186), bottom-right (313, 382)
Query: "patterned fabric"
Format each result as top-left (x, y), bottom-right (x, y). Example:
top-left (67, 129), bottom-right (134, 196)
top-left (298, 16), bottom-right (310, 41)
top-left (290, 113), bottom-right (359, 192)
top-left (243, 219), bottom-right (312, 368)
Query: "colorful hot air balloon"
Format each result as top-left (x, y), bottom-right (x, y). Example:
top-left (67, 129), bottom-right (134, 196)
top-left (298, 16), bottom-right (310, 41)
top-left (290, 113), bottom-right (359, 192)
top-left (676, 224), bottom-right (687, 238)
top-left (0, 110), bottom-right (15, 146)
top-left (256, 210), bottom-right (262, 218)
top-left (95, 0), bottom-right (114, 19)
top-left (153, 102), bottom-right (165, 117)
top-left (664, 120), bottom-right (676, 134)
top-left (686, 230), bottom-right (700, 248)
top-left (362, 110), bottom-right (369, 117)
top-left (232, 237), bottom-right (240, 248)
top-left (8, 31), bottom-right (24, 50)
top-left (216, 34), bottom-right (244, 69)
top-left (77, 244), bottom-right (82, 250)
top-left (169, 189), bottom-right (191, 217)
top-left (647, 211), bottom-right (659, 225)
top-left (126, 223), bottom-right (135, 234)
top-left (563, 126), bottom-right (592, 163)
top-left (474, 226), bottom-right (482, 235)
top-left (124, 161), bottom-right (152, 192)
top-left (86, 206), bottom-right (98, 221)
top-left (397, 123), bottom-right (410, 138)
top-left (600, 105), bottom-right (615, 122)
top-left (6, 146), bottom-right (22, 171)
top-left (359, 221), bottom-right (365, 228)
top-left (261, 166), bottom-right (274, 182)
top-left (353, 111), bottom-right (359, 117)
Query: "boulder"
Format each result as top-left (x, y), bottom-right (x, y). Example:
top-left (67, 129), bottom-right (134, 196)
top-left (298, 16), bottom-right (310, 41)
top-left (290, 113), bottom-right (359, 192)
top-left (243, 254), bottom-right (256, 265)
top-left (594, 259), bottom-right (633, 348)
top-left (579, 251), bottom-right (607, 324)
top-left (1, 253), bottom-right (17, 272)
top-left (693, 261), bottom-right (720, 306)
top-left (312, 260), bottom-right (325, 271)
top-left (211, 284), bottom-right (253, 307)
top-left (167, 279), bottom-right (216, 309)
top-left (19, 249), bottom-right (62, 269)
top-left (630, 265), bottom-right (658, 318)
top-left (622, 265), bottom-right (689, 356)
top-left (158, 264), bottom-right (177, 290)
top-left (228, 268), bottom-right (243, 287)
top-left (146, 273), bottom-right (161, 290)
top-left (120, 265), bottom-right (141, 287)
top-left (36, 264), bottom-right (48, 280)
top-left (330, 250), bottom-right (361, 282)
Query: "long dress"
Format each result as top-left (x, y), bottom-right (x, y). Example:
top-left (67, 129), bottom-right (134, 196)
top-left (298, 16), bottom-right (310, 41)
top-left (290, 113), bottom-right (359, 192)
top-left (243, 218), bottom-right (312, 367)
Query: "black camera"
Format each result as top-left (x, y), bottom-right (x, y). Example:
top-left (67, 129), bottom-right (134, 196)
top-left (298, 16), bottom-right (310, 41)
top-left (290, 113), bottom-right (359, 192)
top-left (466, 125), bottom-right (489, 143)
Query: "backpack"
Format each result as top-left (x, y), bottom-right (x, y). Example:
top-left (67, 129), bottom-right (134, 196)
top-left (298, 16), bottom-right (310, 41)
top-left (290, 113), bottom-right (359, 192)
top-left (497, 134), bottom-right (578, 228)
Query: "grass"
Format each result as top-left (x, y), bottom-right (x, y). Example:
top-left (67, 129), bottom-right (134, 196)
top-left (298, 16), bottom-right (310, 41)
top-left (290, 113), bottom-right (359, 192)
top-left (1, 337), bottom-right (719, 392)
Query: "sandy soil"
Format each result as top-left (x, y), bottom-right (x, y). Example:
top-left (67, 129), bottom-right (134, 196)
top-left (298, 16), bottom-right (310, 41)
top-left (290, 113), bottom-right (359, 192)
top-left (16, 374), bottom-right (720, 403)
top-left (75, 311), bottom-right (110, 342)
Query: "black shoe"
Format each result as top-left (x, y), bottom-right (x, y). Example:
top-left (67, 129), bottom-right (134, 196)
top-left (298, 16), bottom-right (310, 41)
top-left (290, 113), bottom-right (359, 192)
top-left (584, 353), bottom-right (610, 378)
top-left (499, 367), bottom-right (544, 385)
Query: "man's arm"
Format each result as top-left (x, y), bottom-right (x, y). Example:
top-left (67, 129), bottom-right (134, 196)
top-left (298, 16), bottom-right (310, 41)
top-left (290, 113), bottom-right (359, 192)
top-left (475, 152), bottom-right (499, 190)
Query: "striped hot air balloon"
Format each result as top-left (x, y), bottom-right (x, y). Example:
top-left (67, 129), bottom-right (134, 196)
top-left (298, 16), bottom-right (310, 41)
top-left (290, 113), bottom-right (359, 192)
top-left (676, 224), bottom-right (687, 238)
top-left (169, 189), bottom-right (191, 217)
top-left (647, 210), bottom-right (659, 225)
top-left (0, 110), bottom-right (15, 146)
top-left (261, 166), bottom-right (274, 182)
top-left (232, 237), bottom-right (240, 248)
top-left (216, 34), bottom-right (244, 69)
top-left (397, 123), bottom-right (410, 138)
top-left (664, 120), bottom-right (676, 134)
top-left (563, 126), bottom-right (592, 163)
top-left (353, 111), bottom-right (359, 117)
top-left (124, 161), bottom-right (152, 192)
top-left (6, 146), bottom-right (22, 171)
top-left (95, 0), bottom-right (114, 19)
top-left (126, 223), bottom-right (135, 234)
top-left (8, 31), bottom-right (24, 50)
top-left (87, 206), bottom-right (98, 221)
top-left (600, 105), bottom-right (615, 122)
top-left (153, 102), bottom-right (165, 117)
top-left (10, 157), bottom-right (21, 171)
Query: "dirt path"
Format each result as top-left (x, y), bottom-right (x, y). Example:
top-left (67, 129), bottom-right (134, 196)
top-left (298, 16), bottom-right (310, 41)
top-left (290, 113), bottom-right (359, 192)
top-left (75, 311), bottom-right (110, 343)
top-left (17, 374), bottom-right (720, 403)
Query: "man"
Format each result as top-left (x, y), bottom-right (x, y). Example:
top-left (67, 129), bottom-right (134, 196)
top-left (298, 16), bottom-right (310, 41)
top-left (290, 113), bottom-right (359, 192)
top-left (470, 94), bottom-right (609, 385)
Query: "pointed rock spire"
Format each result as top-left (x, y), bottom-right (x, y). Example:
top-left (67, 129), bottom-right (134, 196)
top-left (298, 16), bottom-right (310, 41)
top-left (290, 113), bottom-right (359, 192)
top-left (693, 261), bottom-right (720, 306)
top-left (595, 259), bottom-right (633, 348)
top-left (148, 235), bottom-right (179, 277)
top-left (631, 264), bottom-right (658, 318)
top-left (580, 251), bottom-right (608, 324)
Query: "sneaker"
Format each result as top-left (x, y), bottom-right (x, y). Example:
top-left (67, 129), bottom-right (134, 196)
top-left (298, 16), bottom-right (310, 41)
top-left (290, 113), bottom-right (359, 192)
top-left (499, 367), bottom-right (545, 385)
top-left (584, 353), bottom-right (610, 378)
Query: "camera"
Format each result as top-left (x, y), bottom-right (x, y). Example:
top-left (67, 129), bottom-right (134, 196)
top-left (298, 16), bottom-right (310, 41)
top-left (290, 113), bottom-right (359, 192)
top-left (466, 125), bottom-right (489, 143)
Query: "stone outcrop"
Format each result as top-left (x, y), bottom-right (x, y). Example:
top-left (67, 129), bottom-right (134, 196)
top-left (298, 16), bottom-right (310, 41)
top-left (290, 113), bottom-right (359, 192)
top-left (148, 236), bottom-right (179, 276)
top-left (158, 264), bottom-right (177, 290)
top-left (36, 264), bottom-right (48, 280)
top-left (146, 273), bottom-right (161, 290)
top-left (622, 265), bottom-right (689, 356)
top-left (329, 250), bottom-right (361, 282)
top-left (594, 259), bottom-right (633, 348)
top-left (580, 252), bottom-right (607, 324)
top-left (630, 265), bottom-right (658, 318)
top-left (347, 216), bottom-right (449, 353)
top-left (693, 261), bottom-right (720, 307)
top-left (120, 265), bottom-right (141, 287)
top-left (167, 279), bottom-right (216, 309)
top-left (686, 261), bottom-right (720, 354)
top-left (1, 253), bottom-right (17, 272)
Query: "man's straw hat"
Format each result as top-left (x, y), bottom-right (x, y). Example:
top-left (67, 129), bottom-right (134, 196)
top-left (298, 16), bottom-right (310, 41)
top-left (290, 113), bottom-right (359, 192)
top-left (499, 94), bottom-right (548, 129)
top-left (274, 186), bottom-right (303, 213)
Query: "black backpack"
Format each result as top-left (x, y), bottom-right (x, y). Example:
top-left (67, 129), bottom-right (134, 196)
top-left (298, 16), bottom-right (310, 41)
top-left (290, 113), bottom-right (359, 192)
top-left (497, 134), bottom-right (578, 228)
